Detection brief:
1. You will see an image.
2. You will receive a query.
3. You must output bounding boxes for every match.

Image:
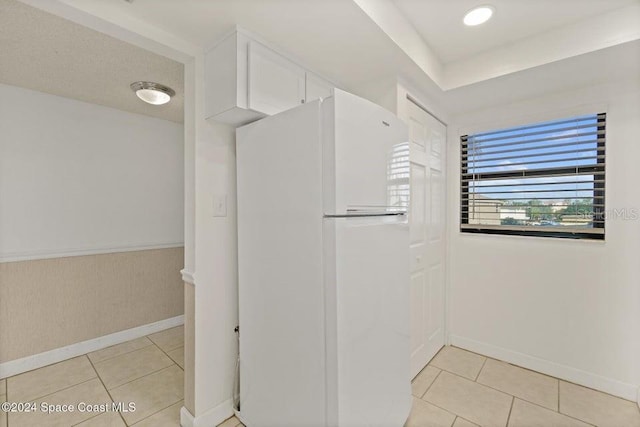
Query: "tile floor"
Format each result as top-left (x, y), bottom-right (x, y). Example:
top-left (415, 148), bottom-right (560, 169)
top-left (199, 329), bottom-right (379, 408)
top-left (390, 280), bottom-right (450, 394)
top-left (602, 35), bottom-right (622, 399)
top-left (408, 346), bottom-right (640, 427)
top-left (3, 339), bottom-right (640, 427)
top-left (1, 327), bottom-right (184, 427)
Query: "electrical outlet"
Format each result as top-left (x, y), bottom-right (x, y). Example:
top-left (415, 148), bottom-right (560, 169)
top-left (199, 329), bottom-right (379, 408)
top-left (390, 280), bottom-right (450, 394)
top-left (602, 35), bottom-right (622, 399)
top-left (213, 195), bottom-right (227, 217)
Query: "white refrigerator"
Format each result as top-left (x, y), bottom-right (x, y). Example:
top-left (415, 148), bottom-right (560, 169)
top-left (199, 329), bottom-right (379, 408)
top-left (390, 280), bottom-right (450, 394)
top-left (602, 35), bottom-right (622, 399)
top-left (236, 89), bottom-right (411, 427)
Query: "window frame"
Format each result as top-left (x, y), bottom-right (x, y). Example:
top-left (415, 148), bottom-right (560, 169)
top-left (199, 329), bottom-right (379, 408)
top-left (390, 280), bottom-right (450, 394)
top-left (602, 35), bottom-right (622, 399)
top-left (459, 113), bottom-right (606, 241)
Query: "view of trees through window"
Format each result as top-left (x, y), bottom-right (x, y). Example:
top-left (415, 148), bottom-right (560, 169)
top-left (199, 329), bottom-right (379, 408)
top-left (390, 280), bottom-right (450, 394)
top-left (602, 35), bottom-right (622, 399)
top-left (460, 113), bottom-right (606, 239)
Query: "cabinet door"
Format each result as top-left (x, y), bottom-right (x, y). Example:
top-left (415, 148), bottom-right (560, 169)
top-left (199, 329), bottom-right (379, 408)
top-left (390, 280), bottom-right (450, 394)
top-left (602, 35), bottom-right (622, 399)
top-left (305, 72), bottom-right (333, 103)
top-left (248, 41), bottom-right (306, 115)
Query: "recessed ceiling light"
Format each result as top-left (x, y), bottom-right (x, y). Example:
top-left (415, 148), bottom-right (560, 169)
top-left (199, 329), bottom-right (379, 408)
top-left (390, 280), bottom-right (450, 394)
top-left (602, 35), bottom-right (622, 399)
top-left (463, 5), bottom-right (494, 26)
top-left (130, 81), bottom-right (175, 105)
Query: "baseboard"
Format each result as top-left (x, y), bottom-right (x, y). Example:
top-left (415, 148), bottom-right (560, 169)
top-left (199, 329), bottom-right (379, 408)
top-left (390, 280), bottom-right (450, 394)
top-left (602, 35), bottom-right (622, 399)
top-left (180, 406), bottom-right (195, 427)
top-left (234, 408), bottom-right (247, 426)
top-left (181, 399), bottom-right (234, 427)
top-left (450, 335), bottom-right (639, 402)
top-left (181, 269), bottom-right (196, 285)
top-left (0, 315), bottom-right (184, 379)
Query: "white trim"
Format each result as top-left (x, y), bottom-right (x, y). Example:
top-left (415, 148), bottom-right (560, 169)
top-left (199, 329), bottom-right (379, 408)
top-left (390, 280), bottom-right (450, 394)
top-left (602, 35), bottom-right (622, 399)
top-left (0, 315), bottom-right (184, 379)
top-left (180, 269), bottom-right (196, 285)
top-left (234, 408), bottom-right (246, 425)
top-left (458, 102), bottom-right (609, 137)
top-left (0, 242), bottom-right (184, 263)
top-left (406, 94), bottom-right (447, 126)
top-left (180, 407), bottom-right (195, 427)
top-left (637, 386), bottom-right (640, 410)
top-left (450, 335), bottom-right (639, 402)
top-left (181, 399), bottom-right (234, 427)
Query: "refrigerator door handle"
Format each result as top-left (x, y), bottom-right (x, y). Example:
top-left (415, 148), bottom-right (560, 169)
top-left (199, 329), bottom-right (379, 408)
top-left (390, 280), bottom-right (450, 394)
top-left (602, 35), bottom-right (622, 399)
top-left (324, 212), bottom-right (406, 218)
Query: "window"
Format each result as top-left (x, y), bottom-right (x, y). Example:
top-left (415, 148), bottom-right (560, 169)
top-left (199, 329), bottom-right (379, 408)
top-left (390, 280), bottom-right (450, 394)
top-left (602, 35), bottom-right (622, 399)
top-left (460, 113), bottom-right (606, 240)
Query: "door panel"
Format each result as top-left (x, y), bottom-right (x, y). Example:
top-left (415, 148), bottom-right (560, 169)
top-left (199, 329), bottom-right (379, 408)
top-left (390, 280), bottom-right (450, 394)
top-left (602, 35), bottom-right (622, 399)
top-left (410, 164), bottom-right (426, 244)
top-left (410, 272), bottom-right (425, 355)
top-left (407, 100), bottom-right (447, 378)
top-left (429, 170), bottom-right (443, 243)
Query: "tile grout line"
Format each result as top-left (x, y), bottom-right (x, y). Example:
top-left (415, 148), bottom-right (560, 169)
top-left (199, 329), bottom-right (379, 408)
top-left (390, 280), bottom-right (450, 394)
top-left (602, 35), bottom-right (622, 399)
top-left (431, 369), bottom-right (514, 399)
top-left (458, 416), bottom-right (478, 426)
top-left (147, 327), bottom-right (183, 352)
top-left (147, 336), bottom-right (184, 371)
top-left (95, 360), bottom-right (176, 391)
top-left (70, 411), bottom-right (108, 427)
top-left (458, 346), bottom-right (635, 404)
top-left (108, 364), bottom-right (178, 393)
top-left (420, 368), bottom-right (444, 399)
top-left (4, 355), bottom-right (94, 403)
top-left (96, 334), bottom-right (183, 392)
top-left (448, 347), bottom-right (635, 426)
top-left (417, 396), bottom-right (470, 424)
top-left (440, 366), bottom-right (582, 419)
top-left (502, 394), bottom-right (598, 427)
top-left (505, 396), bottom-right (514, 427)
top-left (85, 355), bottom-right (129, 426)
top-left (422, 368), bottom-right (588, 424)
top-left (430, 364), bottom-right (479, 382)
top-left (148, 336), bottom-right (182, 360)
top-left (163, 349), bottom-right (184, 371)
top-left (416, 367), bottom-right (474, 422)
top-left (474, 357), bottom-right (488, 382)
top-left (9, 376), bottom-right (97, 405)
top-left (129, 399), bottom-right (184, 426)
top-left (4, 334), bottom-right (184, 427)
top-left (89, 340), bottom-right (155, 365)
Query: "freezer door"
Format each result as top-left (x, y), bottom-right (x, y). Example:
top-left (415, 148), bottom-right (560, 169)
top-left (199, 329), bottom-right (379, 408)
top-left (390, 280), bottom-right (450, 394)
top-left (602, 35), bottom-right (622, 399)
top-left (323, 90), bottom-right (409, 216)
top-left (324, 215), bottom-right (411, 427)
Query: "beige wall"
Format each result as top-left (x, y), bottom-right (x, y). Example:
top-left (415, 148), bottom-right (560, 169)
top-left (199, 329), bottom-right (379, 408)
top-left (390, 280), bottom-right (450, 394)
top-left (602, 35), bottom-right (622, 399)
top-left (0, 247), bottom-right (184, 363)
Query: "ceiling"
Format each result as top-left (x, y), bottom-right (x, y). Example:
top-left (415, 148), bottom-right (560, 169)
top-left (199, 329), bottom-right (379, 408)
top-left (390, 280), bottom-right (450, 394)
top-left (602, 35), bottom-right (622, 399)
top-left (445, 38), bottom-right (640, 114)
top-left (8, 0), bottom-right (640, 119)
top-left (46, 0), bottom-right (640, 93)
top-left (41, 0), bottom-right (446, 104)
top-left (0, 0), bottom-right (184, 123)
top-left (393, 0), bottom-right (639, 64)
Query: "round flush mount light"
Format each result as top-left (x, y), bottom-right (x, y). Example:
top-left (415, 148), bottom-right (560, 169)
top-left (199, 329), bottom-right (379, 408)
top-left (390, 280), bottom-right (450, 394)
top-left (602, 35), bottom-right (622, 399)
top-left (130, 81), bottom-right (175, 105)
top-left (463, 5), bottom-right (494, 26)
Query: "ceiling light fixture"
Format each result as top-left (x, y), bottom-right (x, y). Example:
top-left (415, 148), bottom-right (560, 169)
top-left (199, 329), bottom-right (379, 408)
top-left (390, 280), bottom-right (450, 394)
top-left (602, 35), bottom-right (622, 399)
top-left (463, 5), bottom-right (494, 26)
top-left (130, 81), bottom-right (175, 105)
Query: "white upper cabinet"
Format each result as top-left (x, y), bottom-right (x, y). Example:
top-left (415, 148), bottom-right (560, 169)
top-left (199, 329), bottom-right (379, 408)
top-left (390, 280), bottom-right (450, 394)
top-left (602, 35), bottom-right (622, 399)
top-left (205, 30), bottom-right (335, 126)
top-left (305, 72), bottom-right (333, 103)
top-left (248, 41), bottom-right (306, 115)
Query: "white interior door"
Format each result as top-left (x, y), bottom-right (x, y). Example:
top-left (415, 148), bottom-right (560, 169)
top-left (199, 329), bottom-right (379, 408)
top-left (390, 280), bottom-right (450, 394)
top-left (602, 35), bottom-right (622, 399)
top-left (407, 100), bottom-right (447, 378)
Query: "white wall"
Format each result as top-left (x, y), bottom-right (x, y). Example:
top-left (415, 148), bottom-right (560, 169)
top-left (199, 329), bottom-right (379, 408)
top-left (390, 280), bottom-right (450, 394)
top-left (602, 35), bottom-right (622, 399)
top-left (184, 53), bottom-right (239, 424)
top-left (0, 83), bottom-right (184, 261)
top-left (446, 77), bottom-right (640, 400)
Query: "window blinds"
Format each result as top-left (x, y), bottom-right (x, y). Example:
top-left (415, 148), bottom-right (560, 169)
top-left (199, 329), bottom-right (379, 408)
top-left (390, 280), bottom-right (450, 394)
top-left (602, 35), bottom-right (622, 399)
top-left (460, 113), bottom-right (605, 240)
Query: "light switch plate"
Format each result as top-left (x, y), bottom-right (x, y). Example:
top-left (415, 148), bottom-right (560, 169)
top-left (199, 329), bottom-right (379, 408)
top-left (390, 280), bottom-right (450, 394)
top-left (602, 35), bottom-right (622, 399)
top-left (213, 195), bottom-right (227, 217)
